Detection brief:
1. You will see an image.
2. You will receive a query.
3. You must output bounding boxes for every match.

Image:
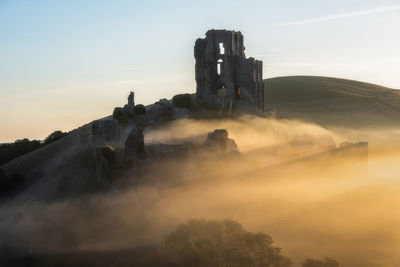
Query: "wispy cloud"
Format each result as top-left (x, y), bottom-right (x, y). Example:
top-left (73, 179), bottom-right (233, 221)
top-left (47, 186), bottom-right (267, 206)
top-left (265, 62), bottom-right (318, 67)
top-left (282, 5), bottom-right (400, 25)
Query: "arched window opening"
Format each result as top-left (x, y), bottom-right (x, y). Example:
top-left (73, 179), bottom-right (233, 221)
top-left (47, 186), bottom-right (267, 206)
top-left (217, 59), bottom-right (223, 75)
top-left (219, 43), bottom-right (225, 55)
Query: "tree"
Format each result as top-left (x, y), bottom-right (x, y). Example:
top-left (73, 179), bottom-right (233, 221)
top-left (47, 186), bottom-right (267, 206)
top-left (0, 139), bottom-right (41, 166)
top-left (133, 104), bottom-right (146, 115)
top-left (161, 218), bottom-right (292, 267)
top-left (172, 93), bottom-right (192, 109)
top-left (43, 130), bottom-right (68, 145)
top-left (0, 130), bottom-right (69, 166)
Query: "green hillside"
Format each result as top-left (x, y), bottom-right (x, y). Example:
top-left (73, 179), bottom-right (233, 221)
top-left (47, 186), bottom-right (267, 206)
top-left (264, 76), bottom-right (400, 128)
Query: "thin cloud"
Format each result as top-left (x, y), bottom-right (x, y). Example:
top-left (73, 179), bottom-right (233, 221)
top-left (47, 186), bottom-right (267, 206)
top-left (282, 5), bottom-right (400, 25)
top-left (266, 62), bottom-right (318, 67)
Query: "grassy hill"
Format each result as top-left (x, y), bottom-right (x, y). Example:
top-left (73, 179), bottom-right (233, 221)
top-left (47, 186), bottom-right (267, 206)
top-left (264, 76), bottom-right (400, 128)
top-left (0, 123), bottom-right (100, 202)
top-left (2, 75), bottom-right (400, 200)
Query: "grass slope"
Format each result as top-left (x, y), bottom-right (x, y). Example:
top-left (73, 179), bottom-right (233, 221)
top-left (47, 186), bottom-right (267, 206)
top-left (0, 123), bottom-right (99, 202)
top-left (264, 76), bottom-right (400, 128)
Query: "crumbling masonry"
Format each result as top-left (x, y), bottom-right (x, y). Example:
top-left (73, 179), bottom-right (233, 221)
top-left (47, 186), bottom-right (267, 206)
top-left (195, 30), bottom-right (264, 111)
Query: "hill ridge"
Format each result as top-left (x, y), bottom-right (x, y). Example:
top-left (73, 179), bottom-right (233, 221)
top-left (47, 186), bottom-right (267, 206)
top-left (263, 76), bottom-right (400, 128)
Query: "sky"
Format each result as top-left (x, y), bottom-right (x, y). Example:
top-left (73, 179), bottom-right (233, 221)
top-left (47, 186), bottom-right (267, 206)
top-left (1, 0), bottom-right (400, 142)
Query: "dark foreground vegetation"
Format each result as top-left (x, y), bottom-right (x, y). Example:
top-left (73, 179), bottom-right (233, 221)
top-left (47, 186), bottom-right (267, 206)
top-left (161, 219), bottom-right (291, 266)
top-left (0, 219), bottom-right (341, 267)
top-left (0, 130), bottom-right (68, 166)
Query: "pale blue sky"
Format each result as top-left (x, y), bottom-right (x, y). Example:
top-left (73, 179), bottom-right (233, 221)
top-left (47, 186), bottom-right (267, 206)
top-left (1, 0), bottom-right (399, 141)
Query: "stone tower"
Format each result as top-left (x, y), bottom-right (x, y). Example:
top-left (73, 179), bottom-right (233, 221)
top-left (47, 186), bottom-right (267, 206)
top-left (194, 29), bottom-right (264, 111)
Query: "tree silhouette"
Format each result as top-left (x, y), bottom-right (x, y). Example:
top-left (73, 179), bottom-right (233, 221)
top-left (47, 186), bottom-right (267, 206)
top-left (43, 130), bottom-right (68, 145)
top-left (161, 218), bottom-right (292, 267)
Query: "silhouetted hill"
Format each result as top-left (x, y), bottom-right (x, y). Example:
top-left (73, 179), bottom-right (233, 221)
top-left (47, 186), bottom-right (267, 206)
top-left (264, 76), bottom-right (400, 128)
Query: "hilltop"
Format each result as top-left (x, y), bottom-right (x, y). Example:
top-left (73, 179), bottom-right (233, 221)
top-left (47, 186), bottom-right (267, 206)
top-left (2, 76), bottom-right (399, 201)
top-left (2, 75), bottom-right (400, 202)
top-left (264, 76), bottom-right (400, 128)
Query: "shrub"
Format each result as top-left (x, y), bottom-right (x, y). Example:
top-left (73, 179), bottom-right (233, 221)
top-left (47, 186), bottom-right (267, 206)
top-left (134, 104), bottom-right (146, 115)
top-left (172, 93), bottom-right (191, 109)
top-left (43, 130), bottom-right (68, 145)
top-left (112, 107), bottom-right (124, 120)
top-left (0, 139), bottom-right (41, 166)
top-left (101, 145), bottom-right (115, 164)
top-left (161, 218), bottom-right (291, 267)
top-left (112, 107), bottom-right (129, 126)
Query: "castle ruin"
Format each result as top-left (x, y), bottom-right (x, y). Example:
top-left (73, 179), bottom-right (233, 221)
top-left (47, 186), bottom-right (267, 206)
top-left (195, 29), bottom-right (264, 111)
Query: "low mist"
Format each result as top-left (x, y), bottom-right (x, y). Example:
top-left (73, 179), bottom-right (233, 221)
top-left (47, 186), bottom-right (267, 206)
top-left (1, 116), bottom-right (400, 266)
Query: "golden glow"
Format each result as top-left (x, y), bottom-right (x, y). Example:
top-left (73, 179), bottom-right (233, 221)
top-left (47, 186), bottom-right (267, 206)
top-left (2, 117), bottom-right (400, 266)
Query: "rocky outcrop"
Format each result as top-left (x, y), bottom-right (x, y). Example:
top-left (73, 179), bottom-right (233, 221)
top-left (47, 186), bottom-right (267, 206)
top-left (206, 129), bottom-right (228, 149)
top-left (205, 129), bottom-right (238, 152)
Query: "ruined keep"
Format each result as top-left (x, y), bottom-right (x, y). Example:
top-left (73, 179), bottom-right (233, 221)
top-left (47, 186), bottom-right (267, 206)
top-left (195, 30), bottom-right (264, 111)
